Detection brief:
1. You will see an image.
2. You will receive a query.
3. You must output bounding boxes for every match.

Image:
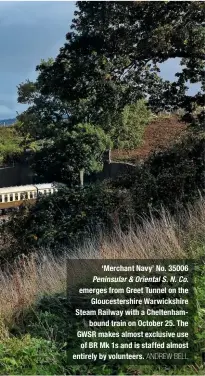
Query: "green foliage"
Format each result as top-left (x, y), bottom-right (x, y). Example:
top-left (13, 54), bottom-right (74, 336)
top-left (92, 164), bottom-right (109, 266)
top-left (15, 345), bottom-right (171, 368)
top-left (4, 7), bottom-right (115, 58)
top-left (5, 262), bottom-right (204, 375)
top-left (16, 69), bottom-right (112, 184)
top-left (11, 294), bottom-right (68, 344)
top-left (113, 133), bottom-right (205, 217)
top-left (33, 1), bottom-right (204, 127)
top-left (15, 2), bottom-right (204, 185)
top-left (2, 133), bottom-right (205, 256)
top-left (194, 262), bottom-right (205, 356)
top-left (17, 80), bottom-right (37, 105)
top-left (134, 134), bottom-right (205, 215)
top-left (111, 100), bottom-right (152, 149)
top-left (0, 127), bottom-right (24, 165)
top-left (0, 334), bottom-right (66, 374)
top-left (2, 182), bottom-right (133, 254)
top-left (31, 123), bottom-right (112, 185)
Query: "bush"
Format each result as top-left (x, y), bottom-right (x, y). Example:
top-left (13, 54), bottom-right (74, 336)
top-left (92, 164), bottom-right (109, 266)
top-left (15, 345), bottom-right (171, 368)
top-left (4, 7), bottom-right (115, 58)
top-left (31, 123), bottom-right (112, 185)
top-left (0, 335), bottom-right (66, 374)
top-left (111, 99), bottom-right (152, 149)
top-left (2, 133), bottom-right (204, 257)
top-left (0, 127), bottom-right (23, 165)
top-left (2, 181), bottom-right (134, 256)
top-left (113, 133), bottom-right (205, 217)
top-left (134, 133), bottom-right (205, 214)
top-left (14, 294), bottom-right (69, 343)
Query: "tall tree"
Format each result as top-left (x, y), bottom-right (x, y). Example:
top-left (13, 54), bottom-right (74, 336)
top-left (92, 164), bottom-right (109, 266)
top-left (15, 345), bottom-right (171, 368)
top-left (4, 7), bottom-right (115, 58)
top-left (31, 123), bottom-right (111, 185)
top-left (16, 1), bottom-right (205, 183)
top-left (36, 1), bottom-right (205, 122)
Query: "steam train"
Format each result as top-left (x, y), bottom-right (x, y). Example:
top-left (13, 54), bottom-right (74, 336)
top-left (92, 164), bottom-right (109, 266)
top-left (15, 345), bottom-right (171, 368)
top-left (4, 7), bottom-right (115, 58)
top-left (0, 183), bottom-right (57, 210)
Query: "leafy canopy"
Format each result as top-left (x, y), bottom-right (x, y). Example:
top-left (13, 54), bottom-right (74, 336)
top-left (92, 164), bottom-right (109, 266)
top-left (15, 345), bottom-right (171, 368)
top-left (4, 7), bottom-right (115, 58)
top-left (34, 1), bottom-right (204, 122)
top-left (31, 123), bottom-right (111, 185)
top-left (111, 100), bottom-right (152, 149)
top-left (16, 1), bottom-right (205, 183)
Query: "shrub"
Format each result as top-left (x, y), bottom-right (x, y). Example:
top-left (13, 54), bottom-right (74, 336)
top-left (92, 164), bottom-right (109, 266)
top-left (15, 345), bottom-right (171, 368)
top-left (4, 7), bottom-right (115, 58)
top-left (15, 294), bottom-right (69, 343)
top-left (31, 123), bottom-right (112, 185)
top-left (133, 133), bottom-right (205, 215)
top-left (113, 133), bottom-right (205, 217)
top-left (0, 127), bottom-right (23, 165)
top-left (0, 334), bottom-right (66, 374)
top-left (110, 99), bottom-right (152, 149)
top-left (1, 181), bottom-right (134, 256)
top-left (2, 133), bottom-right (204, 257)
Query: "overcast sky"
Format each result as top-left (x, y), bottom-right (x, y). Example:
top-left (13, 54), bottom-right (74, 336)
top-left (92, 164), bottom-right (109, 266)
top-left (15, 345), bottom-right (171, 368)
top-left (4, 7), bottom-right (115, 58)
top-left (0, 1), bottom-right (200, 120)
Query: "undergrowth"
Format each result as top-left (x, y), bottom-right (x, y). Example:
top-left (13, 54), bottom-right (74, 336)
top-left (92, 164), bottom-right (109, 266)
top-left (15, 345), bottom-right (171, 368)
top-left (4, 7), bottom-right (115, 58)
top-left (0, 199), bottom-right (204, 374)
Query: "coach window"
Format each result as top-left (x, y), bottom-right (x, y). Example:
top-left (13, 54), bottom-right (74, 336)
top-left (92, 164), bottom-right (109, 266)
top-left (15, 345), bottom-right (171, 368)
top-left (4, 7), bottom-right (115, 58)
top-left (0, 195), bottom-right (2, 203)
top-left (10, 194), bottom-right (13, 201)
top-left (20, 193), bottom-right (24, 200)
top-left (15, 193), bottom-right (18, 201)
top-left (30, 192), bottom-right (33, 199)
top-left (4, 195), bottom-right (8, 202)
top-left (25, 193), bottom-right (28, 199)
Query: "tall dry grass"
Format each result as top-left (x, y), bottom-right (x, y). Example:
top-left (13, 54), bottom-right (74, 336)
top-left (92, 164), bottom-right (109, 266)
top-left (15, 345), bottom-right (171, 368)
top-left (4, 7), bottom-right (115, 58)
top-left (0, 197), bottom-right (204, 327)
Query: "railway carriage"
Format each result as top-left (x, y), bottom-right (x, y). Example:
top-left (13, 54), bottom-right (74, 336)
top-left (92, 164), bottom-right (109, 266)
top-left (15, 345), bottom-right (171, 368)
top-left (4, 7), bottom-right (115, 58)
top-left (0, 183), bottom-right (57, 210)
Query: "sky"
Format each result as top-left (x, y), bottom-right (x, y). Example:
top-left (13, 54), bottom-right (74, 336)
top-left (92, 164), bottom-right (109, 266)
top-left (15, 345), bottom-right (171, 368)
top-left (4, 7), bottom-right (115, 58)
top-left (0, 1), bottom-right (75, 119)
top-left (0, 1), bottom-right (201, 120)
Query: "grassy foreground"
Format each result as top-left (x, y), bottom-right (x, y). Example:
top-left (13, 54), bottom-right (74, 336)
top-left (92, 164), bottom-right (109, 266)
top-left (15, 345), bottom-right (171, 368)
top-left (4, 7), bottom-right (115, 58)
top-left (0, 198), bottom-right (205, 375)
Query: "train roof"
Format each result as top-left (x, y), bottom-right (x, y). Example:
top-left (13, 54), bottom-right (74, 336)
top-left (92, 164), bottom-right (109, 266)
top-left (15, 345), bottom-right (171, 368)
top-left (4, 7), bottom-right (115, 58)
top-left (0, 183), bottom-right (56, 194)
